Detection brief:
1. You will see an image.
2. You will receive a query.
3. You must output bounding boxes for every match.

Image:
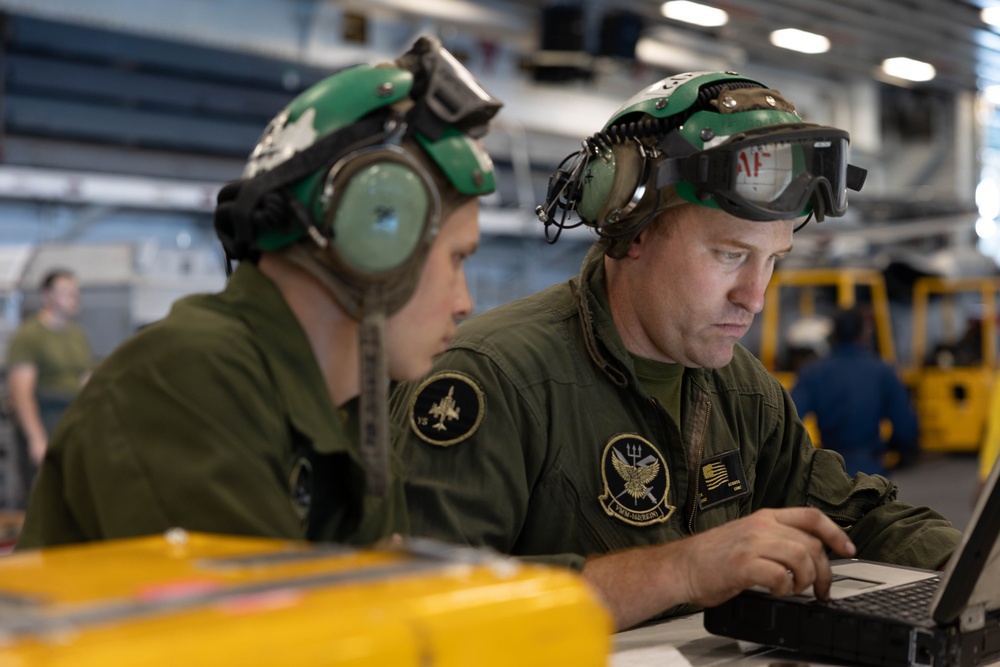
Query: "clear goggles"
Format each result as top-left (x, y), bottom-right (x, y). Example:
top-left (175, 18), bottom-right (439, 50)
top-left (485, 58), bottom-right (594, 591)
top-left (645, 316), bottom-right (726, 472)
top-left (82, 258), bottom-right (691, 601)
top-left (655, 124), bottom-right (867, 221)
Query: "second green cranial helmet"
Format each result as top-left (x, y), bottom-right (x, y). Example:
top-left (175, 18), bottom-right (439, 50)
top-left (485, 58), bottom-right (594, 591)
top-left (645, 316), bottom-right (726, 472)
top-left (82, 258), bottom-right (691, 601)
top-left (536, 71), bottom-right (867, 257)
top-left (215, 34), bottom-right (501, 317)
top-left (212, 35), bottom-right (502, 499)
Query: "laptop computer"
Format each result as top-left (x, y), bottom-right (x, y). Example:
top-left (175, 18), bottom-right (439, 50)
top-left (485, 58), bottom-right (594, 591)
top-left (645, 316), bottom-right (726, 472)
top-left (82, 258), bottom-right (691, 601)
top-left (703, 458), bottom-right (1000, 667)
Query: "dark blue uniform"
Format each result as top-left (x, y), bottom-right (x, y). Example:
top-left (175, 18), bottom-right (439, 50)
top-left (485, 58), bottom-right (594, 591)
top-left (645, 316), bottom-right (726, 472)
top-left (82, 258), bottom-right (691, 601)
top-left (791, 342), bottom-right (918, 476)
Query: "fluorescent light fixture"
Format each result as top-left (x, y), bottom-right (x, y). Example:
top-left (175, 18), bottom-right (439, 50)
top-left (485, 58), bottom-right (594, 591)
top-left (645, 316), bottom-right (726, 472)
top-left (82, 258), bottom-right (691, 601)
top-left (881, 57), bottom-right (936, 82)
top-left (977, 216), bottom-right (997, 240)
top-left (661, 1), bottom-right (728, 28)
top-left (769, 28), bottom-right (830, 54)
top-left (978, 179), bottom-right (1000, 221)
top-left (983, 5), bottom-right (1000, 27)
top-left (0, 165), bottom-right (220, 212)
top-left (984, 84), bottom-right (1000, 106)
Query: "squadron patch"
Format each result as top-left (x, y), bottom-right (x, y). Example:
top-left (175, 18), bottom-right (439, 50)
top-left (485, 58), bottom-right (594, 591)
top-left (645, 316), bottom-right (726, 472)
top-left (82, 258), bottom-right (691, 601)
top-left (599, 434), bottom-right (675, 526)
top-left (697, 450), bottom-right (749, 509)
top-left (409, 371), bottom-right (485, 446)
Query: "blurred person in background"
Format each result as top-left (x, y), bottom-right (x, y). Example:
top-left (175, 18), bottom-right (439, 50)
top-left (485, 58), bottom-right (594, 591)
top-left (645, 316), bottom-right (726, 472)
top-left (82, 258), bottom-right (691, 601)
top-left (390, 70), bottom-right (959, 631)
top-left (5, 269), bottom-right (92, 508)
top-left (17, 35), bottom-right (501, 549)
top-left (791, 306), bottom-right (919, 477)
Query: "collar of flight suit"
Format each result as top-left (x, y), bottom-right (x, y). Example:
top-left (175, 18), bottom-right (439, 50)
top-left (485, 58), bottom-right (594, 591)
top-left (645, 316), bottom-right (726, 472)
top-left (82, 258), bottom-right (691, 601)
top-left (573, 243), bottom-right (633, 389)
top-left (224, 261), bottom-right (356, 457)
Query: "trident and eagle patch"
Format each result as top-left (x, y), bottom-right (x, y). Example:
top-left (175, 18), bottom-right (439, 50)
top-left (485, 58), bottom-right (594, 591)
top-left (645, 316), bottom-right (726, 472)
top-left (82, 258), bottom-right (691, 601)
top-left (598, 434), bottom-right (675, 525)
top-left (409, 372), bottom-right (749, 526)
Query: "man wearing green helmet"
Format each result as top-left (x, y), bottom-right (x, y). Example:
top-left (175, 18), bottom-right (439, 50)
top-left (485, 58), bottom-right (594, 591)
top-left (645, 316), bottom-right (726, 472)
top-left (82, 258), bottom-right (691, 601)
top-left (390, 71), bottom-right (960, 629)
top-left (17, 36), bottom-right (502, 549)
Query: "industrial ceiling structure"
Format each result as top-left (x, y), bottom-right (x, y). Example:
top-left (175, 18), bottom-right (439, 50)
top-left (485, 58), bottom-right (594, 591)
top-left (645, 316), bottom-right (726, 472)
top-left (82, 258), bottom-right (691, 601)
top-left (0, 0), bottom-right (998, 356)
top-left (1, 0), bottom-right (999, 274)
top-left (331, 0), bottom-right (1000, 92)
top-left (582, 0), bottom-right (1000, 92)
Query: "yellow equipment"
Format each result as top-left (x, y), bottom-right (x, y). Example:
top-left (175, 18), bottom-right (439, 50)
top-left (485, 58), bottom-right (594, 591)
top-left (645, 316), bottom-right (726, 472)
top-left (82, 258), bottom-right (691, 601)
top-left (757, 268), bottom-right (1000, 454)
top-left (756, 268), bottom-right (896, 449)
top-left (758, 267), bottom-right (896, 391)
top-left (901, 276), bottom-right (1000, 453)
top-left (0, 530), bottom-right (612, 666)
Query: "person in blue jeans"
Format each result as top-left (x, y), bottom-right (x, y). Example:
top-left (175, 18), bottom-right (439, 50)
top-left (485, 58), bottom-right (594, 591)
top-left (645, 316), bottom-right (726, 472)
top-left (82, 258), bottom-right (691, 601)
top-left (791, 306), bottom-right (919, 476)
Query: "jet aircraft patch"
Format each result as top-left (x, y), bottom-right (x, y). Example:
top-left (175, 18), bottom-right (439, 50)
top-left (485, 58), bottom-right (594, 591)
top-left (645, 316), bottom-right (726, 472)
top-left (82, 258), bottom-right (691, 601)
top-left (599, 434), bottom-right (674, 526)
top-left (409, 371), bottom-right (485, 446)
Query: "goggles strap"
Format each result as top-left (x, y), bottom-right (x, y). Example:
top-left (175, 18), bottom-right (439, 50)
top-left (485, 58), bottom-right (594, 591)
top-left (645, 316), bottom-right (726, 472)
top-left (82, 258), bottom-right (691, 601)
top-left (652, 131), bottom-right (701, 190)
top-left (654, 157), bottom-right (684, 190)
top-left (847, 164), bottom-right (868, 192)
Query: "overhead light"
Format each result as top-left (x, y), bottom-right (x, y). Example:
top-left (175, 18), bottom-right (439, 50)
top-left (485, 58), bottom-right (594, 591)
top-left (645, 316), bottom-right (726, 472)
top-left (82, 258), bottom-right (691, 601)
top-left (978, 178), bottom-right (1000, 221)
top-left (881, 57), bottom-right (936, 82)
top-left (769, 28), bottom-right (830, 54)
top-left (982, 5), bottom-right (1000, 27)
top-left (661, 1), bottom-right (728, 28)
top-left (985, 84), bottom-right (1000, 106)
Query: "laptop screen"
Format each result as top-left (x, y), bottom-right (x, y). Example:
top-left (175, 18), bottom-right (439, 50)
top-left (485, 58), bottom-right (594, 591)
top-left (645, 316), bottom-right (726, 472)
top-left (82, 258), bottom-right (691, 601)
top-left (931, 455), bottom-right (1000, 625)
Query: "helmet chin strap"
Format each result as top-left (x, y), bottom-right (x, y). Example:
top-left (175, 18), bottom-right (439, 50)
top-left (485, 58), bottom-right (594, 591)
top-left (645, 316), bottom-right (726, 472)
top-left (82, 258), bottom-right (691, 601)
top-left (280, 243), bottom-right (392, 497)
top-left (358, 291), bottom-right (390, 498)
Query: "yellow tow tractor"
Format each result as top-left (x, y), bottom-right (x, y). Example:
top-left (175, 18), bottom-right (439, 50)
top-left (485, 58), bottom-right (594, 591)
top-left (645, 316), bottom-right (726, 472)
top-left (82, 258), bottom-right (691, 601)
top-left (900, 276), bottom-right (1000, 453)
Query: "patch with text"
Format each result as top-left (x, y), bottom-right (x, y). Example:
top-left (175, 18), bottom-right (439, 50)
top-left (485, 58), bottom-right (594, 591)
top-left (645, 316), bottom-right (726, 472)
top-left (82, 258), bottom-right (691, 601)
top-left (698, 450), bottom-right (750, 509)
top-left (599, 434), bottom-right (675, 526)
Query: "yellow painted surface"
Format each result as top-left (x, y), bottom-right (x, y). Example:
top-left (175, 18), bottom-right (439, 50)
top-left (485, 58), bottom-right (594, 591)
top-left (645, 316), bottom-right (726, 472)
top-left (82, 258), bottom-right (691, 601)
top-left (1, 531), bottom-right (612, 666)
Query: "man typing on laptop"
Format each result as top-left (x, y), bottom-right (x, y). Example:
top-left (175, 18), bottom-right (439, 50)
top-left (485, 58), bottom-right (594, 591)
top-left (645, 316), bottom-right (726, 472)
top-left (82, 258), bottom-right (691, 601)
top-left (390, 71), bottom-right (961, 631)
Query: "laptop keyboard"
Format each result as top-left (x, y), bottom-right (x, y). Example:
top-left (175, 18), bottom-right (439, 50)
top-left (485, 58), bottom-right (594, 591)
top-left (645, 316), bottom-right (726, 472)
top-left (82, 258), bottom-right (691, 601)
top-left (821, 575), bottom-right (941, 623)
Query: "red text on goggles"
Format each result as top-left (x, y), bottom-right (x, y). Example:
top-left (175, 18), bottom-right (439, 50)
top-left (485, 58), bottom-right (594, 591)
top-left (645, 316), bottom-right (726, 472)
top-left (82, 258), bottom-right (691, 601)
top-left (655, 125), bottom-right (867, 221)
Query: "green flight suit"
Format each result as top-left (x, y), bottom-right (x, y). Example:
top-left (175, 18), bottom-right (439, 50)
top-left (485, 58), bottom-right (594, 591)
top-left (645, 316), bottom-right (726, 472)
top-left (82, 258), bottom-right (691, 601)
top-left (18, 262), bottom-right (407, 549)
top-left (391, 245), bottom-right (959, 581)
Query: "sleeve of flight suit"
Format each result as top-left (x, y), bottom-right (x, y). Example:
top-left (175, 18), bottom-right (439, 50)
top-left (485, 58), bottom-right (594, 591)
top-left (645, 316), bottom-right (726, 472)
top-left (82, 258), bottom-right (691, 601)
top-left (390, 344), bottom-right (574, 562)
top-left (753, 377), bottom-right (960, 570)
top-left (18, 327), bottom-right (305, 548)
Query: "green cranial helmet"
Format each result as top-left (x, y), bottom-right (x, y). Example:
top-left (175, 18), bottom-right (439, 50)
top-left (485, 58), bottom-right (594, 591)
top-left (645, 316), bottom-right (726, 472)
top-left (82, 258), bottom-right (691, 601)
top-left (215, 34), bottom-right (501, 315)
top-left (213, 36), bottom-right (502, 500)
top-left (536, 71), bottom-right (866, 255)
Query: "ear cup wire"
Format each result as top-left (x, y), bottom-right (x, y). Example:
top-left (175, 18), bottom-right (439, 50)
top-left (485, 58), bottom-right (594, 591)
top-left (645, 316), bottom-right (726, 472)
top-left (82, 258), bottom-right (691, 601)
top-left (538, 148), bottom-right (592, 244)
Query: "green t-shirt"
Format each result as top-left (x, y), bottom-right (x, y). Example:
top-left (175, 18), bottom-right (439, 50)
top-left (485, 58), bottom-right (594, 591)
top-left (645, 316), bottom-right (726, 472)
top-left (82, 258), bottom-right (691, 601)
top-left (6, 316), bottom-right (91, 399)
top-left (631, 354), bottom-right (685, 424)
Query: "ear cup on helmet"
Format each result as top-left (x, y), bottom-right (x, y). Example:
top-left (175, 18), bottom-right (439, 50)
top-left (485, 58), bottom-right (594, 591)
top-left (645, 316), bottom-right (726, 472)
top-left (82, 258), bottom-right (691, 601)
top-left (330, 162), bottom-right (431, 273)
top-left (577, 150), bottom-right (616, 224)
top-left (577, 143), bottom-right (648, 228)
top-left (321, 145), bottom-right (440, 280)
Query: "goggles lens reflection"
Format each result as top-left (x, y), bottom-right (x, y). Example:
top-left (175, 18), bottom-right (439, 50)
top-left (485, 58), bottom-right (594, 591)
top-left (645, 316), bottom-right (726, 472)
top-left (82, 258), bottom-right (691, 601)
top-left (659, 124), bottom-right (862, 221)
top-left (733, 141), bottom-right (796, 205)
